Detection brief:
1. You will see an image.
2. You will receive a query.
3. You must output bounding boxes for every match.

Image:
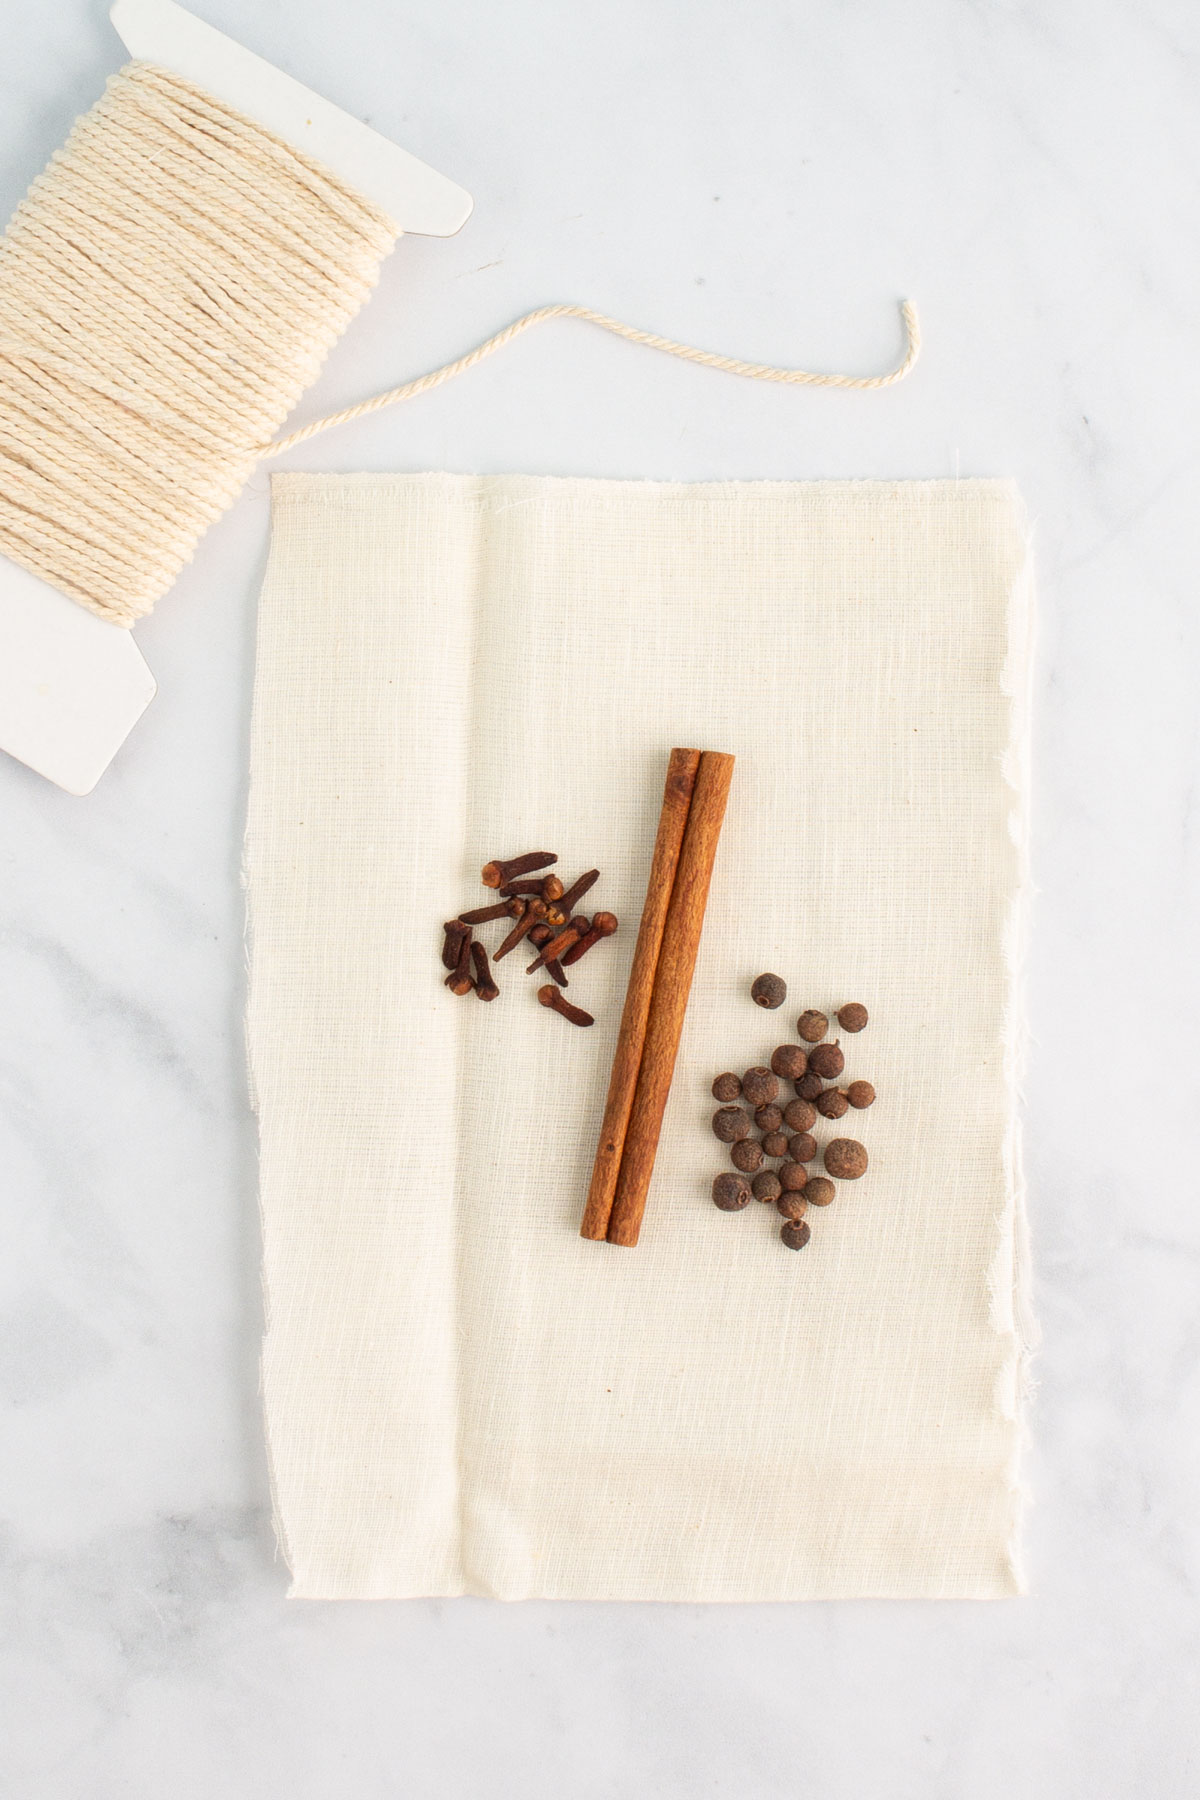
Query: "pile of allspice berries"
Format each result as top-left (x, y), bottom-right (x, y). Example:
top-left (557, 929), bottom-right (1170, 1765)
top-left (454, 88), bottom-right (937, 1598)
top-left (711, 974), bottom-right (875, 1252)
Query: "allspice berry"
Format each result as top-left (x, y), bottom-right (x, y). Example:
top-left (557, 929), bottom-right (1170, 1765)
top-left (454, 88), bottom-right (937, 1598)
top-left (712, 1106), bottom-right (752, 1143)
top-left (782, 1097), bottom-right (817, 1133)
top-left (846, 1080), bottom-right (876, 1109)
top-left (752, 1169), bottom-right (782, 1203)
top-left (825, 1138), bottom-right (868, 1179)
top-left (781, 1219), bottom-right (812, 1250)
top-left (751, 972), bottom-right (787, 1010)
top-left (805, 1177), bottom-right (836, 1207)
top-left (808, 1041), bottom-right (845, 1080)
top-left (837, 1002), bottom-right (869, 1033)
top-left (741, 1066), bottom-right (779, 1108)
top-left (770, 1044), bottom-right (808, 1081)
top-left (795, 1071), bottom-right (824, 1102)
top-left (816, 1087), bottom-right (849, 1120)
top-left (754, 1103), bottom-right (784, 1133)
top-left (762, 1131), bottom-right (790, 1158)
top-left (779, 1160), bottom-right (808, 1192)
top-left (730, 1138), bottom-right (764, 1174)
top-left (712, 1072), bottom-right (742, 1102)
top-left (776, 1192), bottom-right (808, 1223)
top-left (712, 1172), bottom-right (752, 1211)
top-left (788, 1132), bottom-right (818, 1163)
top-left (797, 1009), bottom-right (828, 1043)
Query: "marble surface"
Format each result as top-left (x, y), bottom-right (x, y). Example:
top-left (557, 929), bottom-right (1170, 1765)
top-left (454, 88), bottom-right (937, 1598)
top-left (1, 1), bottom-right (1198, 1794)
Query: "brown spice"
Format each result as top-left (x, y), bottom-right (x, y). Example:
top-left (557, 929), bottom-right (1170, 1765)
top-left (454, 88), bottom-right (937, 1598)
top-left (501, 874), bottom-right (565, 900)
top-left (441, 918), bottom-right (472, 970)
top-left (712, 1072), bottom-right (742, 1102)
top-left (561, 912), bottom-right (619, 966)
top-left (531, 921), bottom-right (570, 982)
top-left (494, 897), bottom-right (547, 959)
top-left (603, 752), bottom-right (735, 1248)
top-left (825, 1138), bottom-right (868, 1179)
top-left (741, 1066), bottom-right (779, 1108)
top-left (794, 1071), bottom-right (824, 1101)
top-left (776, 1192), bottom-right (808, 1223)
top-left (770, 1044), bottom-right (808, 1080)
top-left (555, 869), bottom-right (601, 918)
top-left (527, 915), bottom-right (589, 973)
top-left (712, 1106), bottom-right (752, 1143)
top-left (712, 1172), bottom-right (752, 1211)
top-left (580, 749), bottom-right (701, 1244)
top-left (779, 1160), bottom-right (808, 1192)
top-left (444, 927), bottom-right (475, 995)
top-left (750, 972), bottom-right (787, 1009)
top-left (537, 985), bottom-right (594, 1027)
top-left (808, 1041), bottom-right (845, 1079)
top-left (751, 1170), bottom-right (782, 1203)
top-left (761, 1130), bottom-right (790, 1158)
top-left (836, 1002), bottom-right (869, 1032)
top-left (782, 1097), bottom-right (817, 1133)
top-left (458, 899), bottom-right (523, 925)
top-left (846, 1080), bottom-right (876, 1109)
top-left (780, 1218), bottom-right (811, 1250)
top-left (787, 1132), bottom-right (818, 1163)
top-left (805, 1177), bottom-right (836, 1207)
top-left (796, 1009), bottom-right (829, 1043)
top-left (816, 1087), bottom-right (849, 1120)
top-left (754, 1103), bottom-right (783, 1134)
top-left (469, 940), bottom-right (499, 1001)
top-left (482, 851), bottom-right (557, 889)
top-left (730, 1138), bottom-right (764, 1174)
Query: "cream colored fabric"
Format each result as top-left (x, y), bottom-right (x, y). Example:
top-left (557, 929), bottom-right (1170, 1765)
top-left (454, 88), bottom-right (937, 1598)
top-left (246, 472), bottom-right (1034, 1602)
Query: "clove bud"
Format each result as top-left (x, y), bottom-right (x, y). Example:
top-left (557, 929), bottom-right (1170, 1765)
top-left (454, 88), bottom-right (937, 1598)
top-left (560, 911), bottom-right (618, 965)
top-left (526, 915), bottom-right (590, 974)
top-left (470, 940), bottom-right (499, 1001)
top-left (441, 919), bottom-right (472, 970)
top-left (554, 869), bottom-right (600, 916)
top-left (444, 927), bottom-right (475, 995)
top-left (458, 899), bottom-right (524, 925)
top-left (494, 896), bottom-right (547, 960)
top-left (537, 985), bottom-right (594, 1027)
top-left (481, 851), bottom-right (557, 890)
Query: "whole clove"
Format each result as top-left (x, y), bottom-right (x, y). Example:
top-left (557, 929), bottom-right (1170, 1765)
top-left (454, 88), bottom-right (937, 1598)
top-left (494, 897), bottom-right (547, 960)
top-left (481, 851), bottom-right (557, 890)
top-left (470, 941), bottom-right (499, 1001)
top-left (537, 984), bottom-right (594, 1027)
top-left (561, 912), bottom-right (618, 965)
top-left (445, 927), bottom-right (475, 995)
top-left (441, 918), bottom-right (472, 970)
top-left (458, 899), bottom-right (523, 926)
top-left (554, 869), bottom-right (600, 917)
top-left (527, 915), bottom-right (589, 974)
top-left (501, 874), bottom-right (565, 901)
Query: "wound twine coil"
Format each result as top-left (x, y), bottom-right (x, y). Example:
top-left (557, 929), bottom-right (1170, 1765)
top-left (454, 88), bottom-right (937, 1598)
top-left (0, 61), bottom-right (921, 629)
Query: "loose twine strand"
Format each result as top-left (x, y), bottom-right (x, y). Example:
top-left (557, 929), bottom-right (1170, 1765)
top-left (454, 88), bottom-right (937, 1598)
top-left (263, 297), bottom-right (921, 457)
top-left (0, 61), bottom-right (919, 627)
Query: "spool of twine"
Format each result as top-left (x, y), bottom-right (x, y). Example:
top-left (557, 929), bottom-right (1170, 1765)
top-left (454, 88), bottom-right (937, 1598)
top-left (0, 60), bottom-right (921, 629)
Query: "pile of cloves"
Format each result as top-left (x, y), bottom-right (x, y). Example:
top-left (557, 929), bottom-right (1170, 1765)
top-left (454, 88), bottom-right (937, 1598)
top-left (710, 977), bottom-right (877, 1252)
top-left (441, 851), bottom-right (618, 1025)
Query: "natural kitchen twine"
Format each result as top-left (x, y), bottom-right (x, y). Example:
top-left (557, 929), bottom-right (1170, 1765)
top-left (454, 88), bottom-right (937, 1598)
top-left (0, 60), bottom-right (920, 628)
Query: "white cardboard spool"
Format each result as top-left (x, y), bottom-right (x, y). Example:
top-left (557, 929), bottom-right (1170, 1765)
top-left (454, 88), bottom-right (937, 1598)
top-left (0, 0), bottom-right (472, 795)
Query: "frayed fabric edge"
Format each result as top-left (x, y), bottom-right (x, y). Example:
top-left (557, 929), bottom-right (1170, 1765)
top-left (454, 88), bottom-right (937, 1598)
top-left (989, 495), bottom-right (1040, 1594)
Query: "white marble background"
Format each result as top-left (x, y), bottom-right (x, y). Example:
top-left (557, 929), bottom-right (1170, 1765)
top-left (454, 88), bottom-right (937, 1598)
top-left (1, 0), bottom-right (1197, 1793)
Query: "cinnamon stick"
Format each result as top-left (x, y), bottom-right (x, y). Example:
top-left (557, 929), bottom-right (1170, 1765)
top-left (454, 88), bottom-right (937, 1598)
top-left (605, 750), bottom-right (735, 1246)
top-left (580, 748), bottom-right (702, 1241)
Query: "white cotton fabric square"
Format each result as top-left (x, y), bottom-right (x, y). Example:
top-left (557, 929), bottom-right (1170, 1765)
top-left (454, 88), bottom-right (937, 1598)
top-left (245, 471), bottom-right (1035, 1601)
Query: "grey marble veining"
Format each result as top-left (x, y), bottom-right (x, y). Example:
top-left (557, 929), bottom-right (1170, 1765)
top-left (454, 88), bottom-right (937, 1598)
top-left (2, 0), bottom-right (1199, 1794)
